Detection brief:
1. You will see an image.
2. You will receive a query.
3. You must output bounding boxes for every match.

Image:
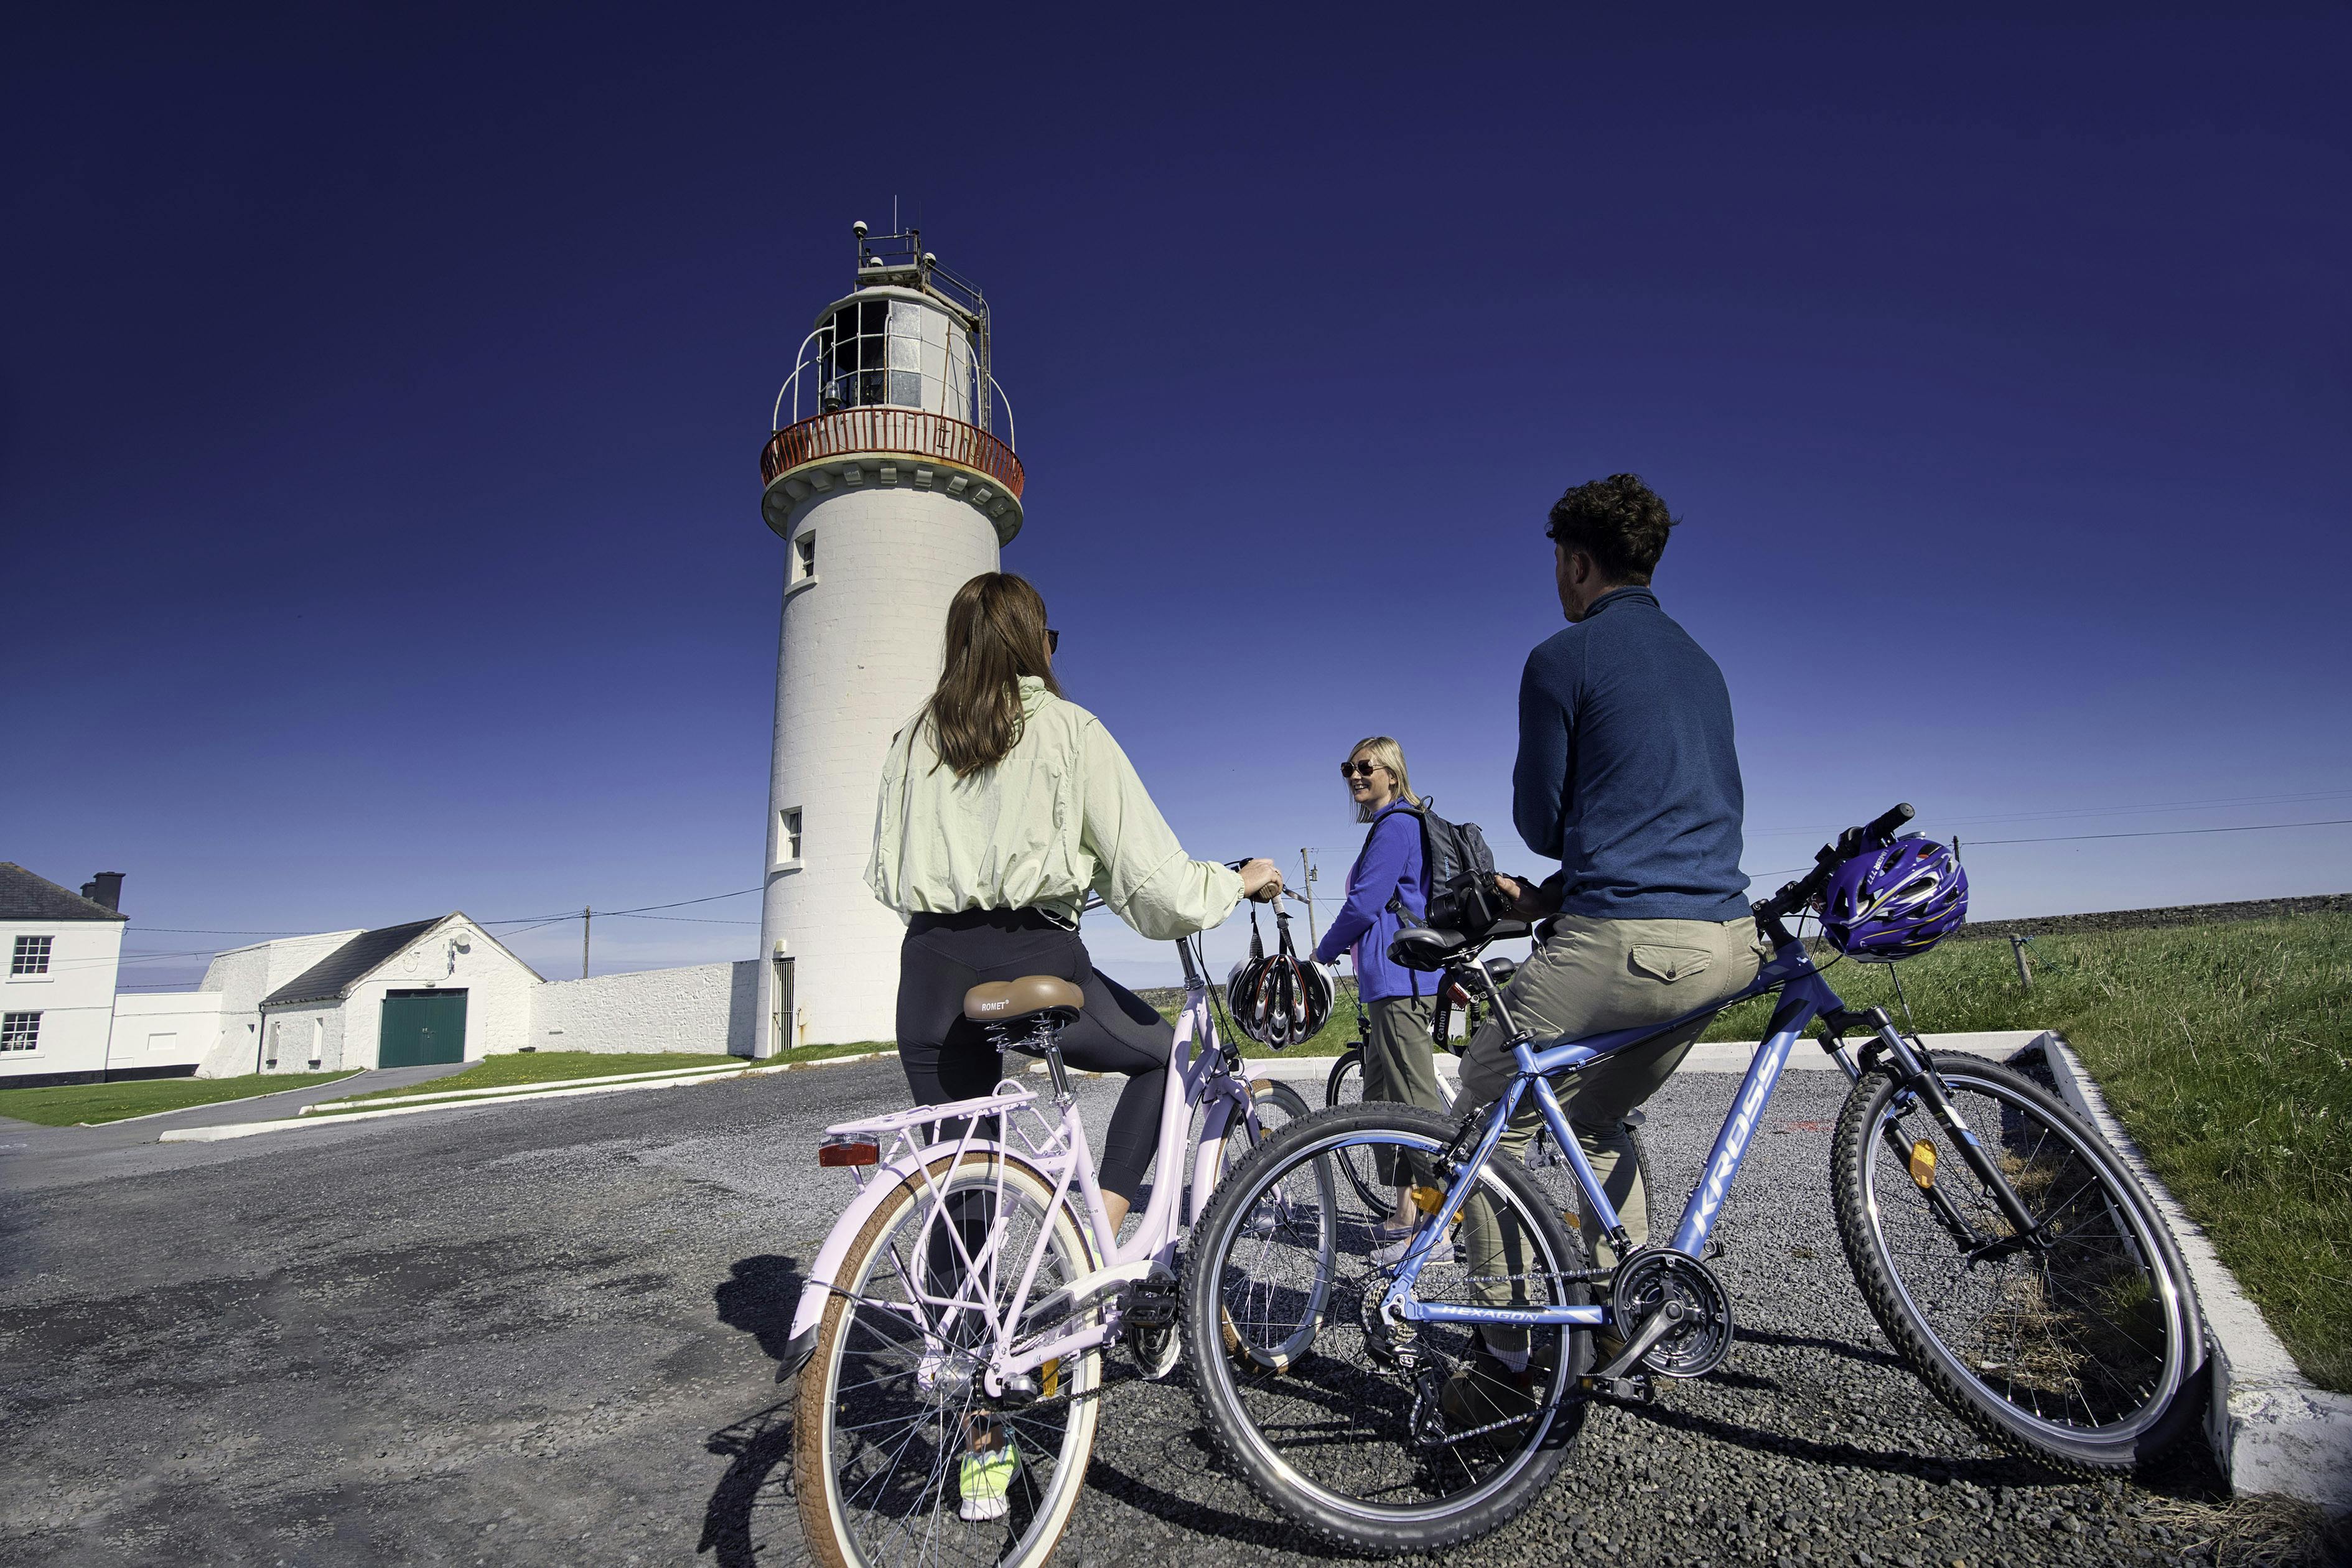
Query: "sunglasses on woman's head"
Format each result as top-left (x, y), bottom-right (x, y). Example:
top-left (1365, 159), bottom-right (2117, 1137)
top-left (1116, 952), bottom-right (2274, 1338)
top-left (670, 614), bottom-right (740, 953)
top-left (1340, 760), bottom-right (1384, 779)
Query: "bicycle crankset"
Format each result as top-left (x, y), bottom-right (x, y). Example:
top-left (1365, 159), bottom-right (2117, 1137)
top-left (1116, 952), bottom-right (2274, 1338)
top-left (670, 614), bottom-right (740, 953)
top-left (1606, 1248), bottom-right (1735, 1379)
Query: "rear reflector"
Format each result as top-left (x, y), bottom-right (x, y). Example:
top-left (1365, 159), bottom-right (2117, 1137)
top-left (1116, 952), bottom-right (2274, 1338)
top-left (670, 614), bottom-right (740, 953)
top-left (819, 1139), bottom-right (880, 1168)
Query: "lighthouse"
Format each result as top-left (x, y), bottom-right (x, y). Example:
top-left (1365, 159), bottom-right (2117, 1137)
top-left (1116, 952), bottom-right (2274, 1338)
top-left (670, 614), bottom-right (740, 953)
top-left (754, 225), bottom-right (1023, 1049)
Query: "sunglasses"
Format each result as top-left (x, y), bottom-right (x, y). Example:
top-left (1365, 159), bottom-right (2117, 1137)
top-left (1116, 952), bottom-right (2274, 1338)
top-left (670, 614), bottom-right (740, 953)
top-left (1046, 628), bottom-right (1060, 654)
top-left (1340, 760), bottom-right (1386, 780)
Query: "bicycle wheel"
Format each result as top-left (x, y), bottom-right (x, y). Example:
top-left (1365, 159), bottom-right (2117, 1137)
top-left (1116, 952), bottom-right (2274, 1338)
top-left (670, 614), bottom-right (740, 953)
top-left (797, 1151), bottom-right (1103, 1568)
top-left (1323, 1048), bottom-right (1393, 1211)
top-left (1216, 1078), bottom-right (1339, 1373)
top-left (1832, 1051), bottom-right (2205, 1473)
top-left (1183, 1104), bottom-right (1590, 1555)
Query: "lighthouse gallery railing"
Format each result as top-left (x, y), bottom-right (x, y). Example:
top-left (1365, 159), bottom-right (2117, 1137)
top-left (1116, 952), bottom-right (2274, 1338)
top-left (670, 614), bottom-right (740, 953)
top-left (759, 408), bottom-right (1024, 499)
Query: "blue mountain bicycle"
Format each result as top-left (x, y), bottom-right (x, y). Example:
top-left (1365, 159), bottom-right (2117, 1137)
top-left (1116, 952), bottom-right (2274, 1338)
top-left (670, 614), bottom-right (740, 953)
top-left (1182, 805), bottom-right (2205, 1554)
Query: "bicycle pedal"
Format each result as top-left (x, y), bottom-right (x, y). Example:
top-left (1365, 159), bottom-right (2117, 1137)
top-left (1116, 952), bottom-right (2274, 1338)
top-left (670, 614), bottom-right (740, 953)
top-left (1124, 1290), bottom-right (1177, 1327)
top-left (1581, 1371), bottom-right (1654, 1404)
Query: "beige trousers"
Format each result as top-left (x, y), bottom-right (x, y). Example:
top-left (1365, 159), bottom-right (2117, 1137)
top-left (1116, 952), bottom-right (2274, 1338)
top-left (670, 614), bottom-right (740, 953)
top-left (1455, 912), bottom-right (1769, 1344)
top-left (1363, 994), bottom-right (1445, 1187)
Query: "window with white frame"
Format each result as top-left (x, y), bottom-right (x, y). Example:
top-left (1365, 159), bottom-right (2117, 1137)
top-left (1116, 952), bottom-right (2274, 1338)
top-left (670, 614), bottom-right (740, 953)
top-left (11, 935), bottom-right (52, 976)
top-left (310, 1017), bottom-right (324, 1063)
top-left (792, 530), bottom-right (816, 585)
top-left (780, 808), bottom-right (803, 865)
top-left (1, 1012), bottom-right (39, 1052)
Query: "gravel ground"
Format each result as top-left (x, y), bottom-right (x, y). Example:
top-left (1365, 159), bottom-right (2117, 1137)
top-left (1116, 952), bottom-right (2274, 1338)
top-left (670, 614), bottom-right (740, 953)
top-left (0, 1058), bottom-right (2335, 1567)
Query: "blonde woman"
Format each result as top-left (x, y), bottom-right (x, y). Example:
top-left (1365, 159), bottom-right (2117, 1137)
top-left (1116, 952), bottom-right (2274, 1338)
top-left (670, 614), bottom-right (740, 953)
top-left (1309, 735), bottom-right (1446, 1252)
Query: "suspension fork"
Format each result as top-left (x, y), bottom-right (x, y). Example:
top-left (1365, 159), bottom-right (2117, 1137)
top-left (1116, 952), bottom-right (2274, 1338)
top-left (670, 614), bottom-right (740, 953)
top-left (1846, 1007), bottom-right (2045, 1251)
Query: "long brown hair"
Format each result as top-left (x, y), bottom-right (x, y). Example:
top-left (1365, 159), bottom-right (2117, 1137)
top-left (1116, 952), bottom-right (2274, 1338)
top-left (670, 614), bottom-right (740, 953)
top-left (925, 573), bottom-right (1062, 777)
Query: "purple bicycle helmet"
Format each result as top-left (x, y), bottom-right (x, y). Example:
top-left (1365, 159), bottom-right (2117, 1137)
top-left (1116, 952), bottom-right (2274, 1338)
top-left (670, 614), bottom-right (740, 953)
top-left (1821, 835), bottom-right (1968, 959)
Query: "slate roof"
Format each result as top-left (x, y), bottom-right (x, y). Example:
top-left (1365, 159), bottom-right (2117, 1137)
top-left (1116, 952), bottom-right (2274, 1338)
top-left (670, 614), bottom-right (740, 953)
top-left (263, 917), bottom-right (449, 1007)
top-left (0, 863), bottom-right (129, 923)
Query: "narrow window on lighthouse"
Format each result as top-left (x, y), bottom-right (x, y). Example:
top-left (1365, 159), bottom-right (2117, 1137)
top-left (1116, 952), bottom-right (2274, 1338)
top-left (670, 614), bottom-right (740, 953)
top-left (792, 531), bottom-right (816, 586)
top-left (780, 808), bottom-right (804, 867)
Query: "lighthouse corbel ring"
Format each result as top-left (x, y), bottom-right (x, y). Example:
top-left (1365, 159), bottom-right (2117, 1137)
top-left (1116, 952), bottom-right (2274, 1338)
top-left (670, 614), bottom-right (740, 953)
top-left (760, 408), bottom-right (1023, 545)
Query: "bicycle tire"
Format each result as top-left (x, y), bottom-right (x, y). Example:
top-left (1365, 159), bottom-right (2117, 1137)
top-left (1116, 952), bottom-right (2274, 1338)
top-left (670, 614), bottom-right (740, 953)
top-left (1831, 1052), bottom-right (2205, 1474)
top-left (797, 1151), bottom-right (1103, 1568)
top-left (1217, 1078), bottom-right (1338, 1373)
top-left (1323, 1049), bottom-right (1393, 1211)
top-left (1182, 1103), bottom-right (1590, 1556)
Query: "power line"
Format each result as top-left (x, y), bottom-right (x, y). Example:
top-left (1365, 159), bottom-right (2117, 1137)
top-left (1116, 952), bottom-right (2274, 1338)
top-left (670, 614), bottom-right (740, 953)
top-left (1745, 788), bottom-right (2352, 839)
top-left (1967, 818), bottom-right (2352, 847)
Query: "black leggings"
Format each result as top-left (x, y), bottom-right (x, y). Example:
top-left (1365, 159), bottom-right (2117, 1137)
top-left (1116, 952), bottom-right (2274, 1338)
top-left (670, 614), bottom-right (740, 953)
top-left (897, 907), bottom-right (1174, 1205)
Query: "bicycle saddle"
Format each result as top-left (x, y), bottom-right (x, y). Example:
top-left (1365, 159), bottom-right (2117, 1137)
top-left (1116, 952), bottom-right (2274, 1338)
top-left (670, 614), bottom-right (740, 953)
top-left (963, 976), bottom-right (1085, 1023)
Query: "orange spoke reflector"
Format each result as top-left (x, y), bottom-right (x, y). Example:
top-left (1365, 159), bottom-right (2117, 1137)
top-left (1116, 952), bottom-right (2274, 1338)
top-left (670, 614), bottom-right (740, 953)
top-left (1041, 1358), bottom-right (1060, 1399)
top-left (1908, 1139), bottom-right (1938, 1189)
top-left (819, 1139), bottom-right (880, 1168)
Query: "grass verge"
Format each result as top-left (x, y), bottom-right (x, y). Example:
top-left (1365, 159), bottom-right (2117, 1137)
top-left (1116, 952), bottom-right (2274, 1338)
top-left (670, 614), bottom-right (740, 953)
top-left (1704, 912), bottom-right (2352, 1392)
top-left (0, 1071), bottom-right (359, 1127)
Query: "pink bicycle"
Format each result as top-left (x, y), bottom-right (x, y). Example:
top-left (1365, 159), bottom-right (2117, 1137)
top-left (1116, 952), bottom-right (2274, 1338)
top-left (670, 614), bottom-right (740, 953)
top-left (782, 920), bottom-right (1335, 1568)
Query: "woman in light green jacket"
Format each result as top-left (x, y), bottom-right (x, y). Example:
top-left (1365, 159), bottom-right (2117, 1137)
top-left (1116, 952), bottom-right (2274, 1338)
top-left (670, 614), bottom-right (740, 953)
top-left (870, 572), bottom-right (1282, 1233)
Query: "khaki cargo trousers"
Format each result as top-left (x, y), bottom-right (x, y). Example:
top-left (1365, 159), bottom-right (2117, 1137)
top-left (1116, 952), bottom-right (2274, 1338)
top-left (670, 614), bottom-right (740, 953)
top-left (1456, 912), bottom-right (1770, 1347)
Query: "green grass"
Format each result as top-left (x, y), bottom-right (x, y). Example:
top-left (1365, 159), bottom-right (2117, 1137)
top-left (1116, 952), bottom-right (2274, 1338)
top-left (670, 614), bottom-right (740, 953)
top-left (0, 1071), bottom-right (358, 1127)
top-left (327, 1051), bottom-right (745, 1103)
top-left (1703, 914), bottom-right (2352, 1392)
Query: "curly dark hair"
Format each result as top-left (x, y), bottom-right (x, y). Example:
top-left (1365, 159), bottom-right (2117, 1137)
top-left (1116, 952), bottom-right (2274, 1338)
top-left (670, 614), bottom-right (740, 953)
top-left (1545, 474), bottom-right (1678, 584)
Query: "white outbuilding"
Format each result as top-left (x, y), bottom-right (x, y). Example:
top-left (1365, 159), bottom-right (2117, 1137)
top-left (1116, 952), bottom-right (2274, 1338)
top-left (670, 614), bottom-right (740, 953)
top-left (243, 913), bottom-right (542, 1074)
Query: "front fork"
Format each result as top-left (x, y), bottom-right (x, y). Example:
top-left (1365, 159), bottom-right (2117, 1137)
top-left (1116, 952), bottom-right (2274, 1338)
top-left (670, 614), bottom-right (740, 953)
top-left (1821, 1007), bottom-right (2044, 1255)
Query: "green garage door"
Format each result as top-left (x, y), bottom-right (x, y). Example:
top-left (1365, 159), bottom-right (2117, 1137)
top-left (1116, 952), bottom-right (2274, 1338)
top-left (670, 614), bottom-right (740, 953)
top-left (379, 990), bottom-right (469, 1068)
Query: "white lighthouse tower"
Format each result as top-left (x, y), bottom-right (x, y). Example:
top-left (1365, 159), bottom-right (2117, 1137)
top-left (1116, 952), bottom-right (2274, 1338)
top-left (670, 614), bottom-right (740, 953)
top-left (754, 225), bottom-right (1023, 1049)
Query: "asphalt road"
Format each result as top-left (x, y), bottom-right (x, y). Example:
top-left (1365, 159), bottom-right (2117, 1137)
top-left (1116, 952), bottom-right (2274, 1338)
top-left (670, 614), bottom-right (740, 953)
top-left (0, 1057), bottom-right (2298, 1567)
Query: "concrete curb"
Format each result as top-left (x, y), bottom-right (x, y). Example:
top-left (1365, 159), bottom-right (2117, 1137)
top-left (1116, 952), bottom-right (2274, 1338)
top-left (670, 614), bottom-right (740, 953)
top-left (2025, 1032), bottom-right (2352, 1513)
top-left (154, 1048), bottom-right (903, 1142)
top-left (301, 1060), bottom-right (743, 1114)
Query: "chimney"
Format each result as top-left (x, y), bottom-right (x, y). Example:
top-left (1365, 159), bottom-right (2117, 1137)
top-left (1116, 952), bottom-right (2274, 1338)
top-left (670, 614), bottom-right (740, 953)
top-left (80, 872), bottom-right (124, 912)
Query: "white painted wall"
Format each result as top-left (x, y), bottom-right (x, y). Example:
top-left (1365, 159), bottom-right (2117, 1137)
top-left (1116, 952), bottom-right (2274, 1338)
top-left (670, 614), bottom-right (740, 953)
top-left (107, 991), bottom-right (226, 1073)
top-left (192, 930), bottom-right (362, 1078)
top-left (759, 479), bottom-right (1002, 1047)
top-left (528, 960), bottom-right (758, 1056)
top-left (0, 917), bottom-right (126, 1080)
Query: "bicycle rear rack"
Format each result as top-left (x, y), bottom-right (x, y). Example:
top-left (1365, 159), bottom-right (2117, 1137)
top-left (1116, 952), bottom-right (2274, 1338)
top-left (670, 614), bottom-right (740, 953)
top-left (823, 1080), bottom-right (1076, 1185)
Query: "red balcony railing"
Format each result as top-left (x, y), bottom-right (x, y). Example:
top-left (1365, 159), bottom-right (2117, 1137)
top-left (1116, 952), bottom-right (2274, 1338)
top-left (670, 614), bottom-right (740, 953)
top-left (760, 408), bottom-right (1024, 498)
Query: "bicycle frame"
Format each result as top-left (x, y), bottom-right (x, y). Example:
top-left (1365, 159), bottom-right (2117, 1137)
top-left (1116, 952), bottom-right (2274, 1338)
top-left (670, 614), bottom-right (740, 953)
top-left (1382, 935), bottom-right (1846, 1330)
top-left (783, 942), bottom-right (1267, 1392)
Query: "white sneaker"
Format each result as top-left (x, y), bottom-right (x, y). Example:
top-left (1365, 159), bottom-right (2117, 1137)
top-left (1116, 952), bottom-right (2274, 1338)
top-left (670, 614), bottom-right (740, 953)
top-left (1373, 1228), bottom-right (1456, 1267)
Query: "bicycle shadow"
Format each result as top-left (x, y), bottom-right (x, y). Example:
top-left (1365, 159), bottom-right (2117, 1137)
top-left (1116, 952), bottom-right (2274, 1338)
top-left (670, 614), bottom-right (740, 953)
top-left (701, 1254), bottom-right (814, 1567)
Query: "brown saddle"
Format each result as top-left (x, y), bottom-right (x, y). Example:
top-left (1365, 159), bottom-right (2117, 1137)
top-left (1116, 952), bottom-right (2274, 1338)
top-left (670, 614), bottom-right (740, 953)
top-left (962, 975), bottom-right (1085, 1024)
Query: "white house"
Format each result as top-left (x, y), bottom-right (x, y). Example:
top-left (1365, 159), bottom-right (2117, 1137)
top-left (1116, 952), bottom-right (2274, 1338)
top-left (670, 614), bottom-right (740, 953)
top-left (1, 864), bottom-right (132, 1088)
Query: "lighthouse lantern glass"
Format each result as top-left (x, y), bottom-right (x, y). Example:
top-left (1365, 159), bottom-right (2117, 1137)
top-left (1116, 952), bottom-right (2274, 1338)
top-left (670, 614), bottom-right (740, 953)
top-left (820, 294), bottom-right (978, 422)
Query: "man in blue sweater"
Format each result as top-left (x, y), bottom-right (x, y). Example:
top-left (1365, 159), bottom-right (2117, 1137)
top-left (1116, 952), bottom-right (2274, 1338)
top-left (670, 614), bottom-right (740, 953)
top-left (1448, 473), bottom-right (1771, 1417)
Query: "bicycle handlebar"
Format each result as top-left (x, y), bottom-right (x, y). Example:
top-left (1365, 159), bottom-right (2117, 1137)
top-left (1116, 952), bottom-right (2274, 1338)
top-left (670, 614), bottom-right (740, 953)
top-left (1752, 801), bottom-right (1915, 923)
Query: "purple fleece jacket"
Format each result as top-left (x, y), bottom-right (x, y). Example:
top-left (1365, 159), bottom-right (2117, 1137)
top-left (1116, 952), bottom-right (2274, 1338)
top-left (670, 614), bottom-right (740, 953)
top-left (1311, 804), bottom-right (1430, 1001)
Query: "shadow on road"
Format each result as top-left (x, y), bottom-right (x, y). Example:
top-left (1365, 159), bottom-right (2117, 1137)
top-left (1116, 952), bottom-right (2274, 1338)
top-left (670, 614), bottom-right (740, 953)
top-left (703, 1254), bottom-right (811, 1567)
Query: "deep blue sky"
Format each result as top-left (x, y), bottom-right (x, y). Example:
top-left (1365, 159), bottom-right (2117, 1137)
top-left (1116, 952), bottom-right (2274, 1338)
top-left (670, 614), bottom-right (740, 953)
top-left (7, 5), bottom-right (2347, 990)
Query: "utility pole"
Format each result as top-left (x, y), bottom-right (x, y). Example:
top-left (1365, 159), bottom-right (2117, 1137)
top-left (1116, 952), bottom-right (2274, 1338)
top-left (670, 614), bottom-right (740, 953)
top-left (582, 907), bottom-right (592, 979)
top-left (1299, 849), bottom-right (1320, 948)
